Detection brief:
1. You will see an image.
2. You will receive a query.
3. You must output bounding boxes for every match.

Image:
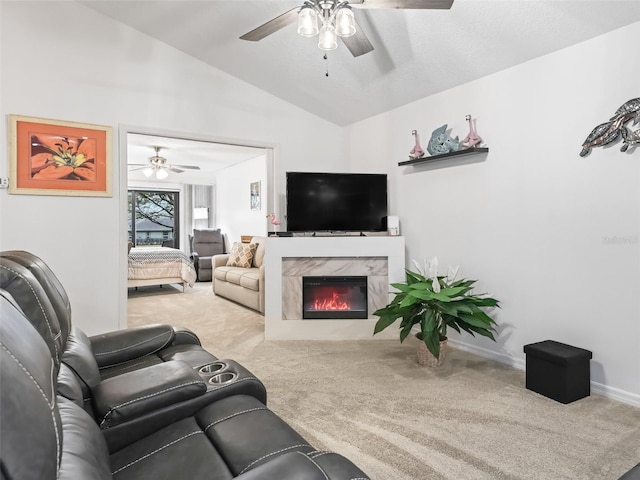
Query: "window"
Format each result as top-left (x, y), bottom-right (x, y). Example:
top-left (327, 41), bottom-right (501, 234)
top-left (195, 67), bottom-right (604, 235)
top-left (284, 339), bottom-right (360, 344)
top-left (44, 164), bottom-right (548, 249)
top-left (128, 190), bottom-right (180, 247)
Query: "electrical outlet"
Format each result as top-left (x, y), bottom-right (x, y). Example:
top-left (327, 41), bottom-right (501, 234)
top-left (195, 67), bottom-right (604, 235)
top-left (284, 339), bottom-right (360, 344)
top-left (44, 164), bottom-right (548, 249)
top-left (0, 178), bottom-right (8, 189)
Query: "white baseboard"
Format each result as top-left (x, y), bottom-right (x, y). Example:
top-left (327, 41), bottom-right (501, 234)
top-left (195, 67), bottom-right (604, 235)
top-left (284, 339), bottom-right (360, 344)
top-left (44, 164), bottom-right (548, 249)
top-left (447, 339), bottom-right (640, 408)
top-left (447, 338), bottom-right (526, 370)
top-left (591, 382), bottom-right (640, 407)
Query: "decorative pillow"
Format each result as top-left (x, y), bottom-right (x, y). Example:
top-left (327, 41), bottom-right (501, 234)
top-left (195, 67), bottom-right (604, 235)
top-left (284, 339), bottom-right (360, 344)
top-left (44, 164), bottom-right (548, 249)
top-left (226, 242), bottom-right (257, 268)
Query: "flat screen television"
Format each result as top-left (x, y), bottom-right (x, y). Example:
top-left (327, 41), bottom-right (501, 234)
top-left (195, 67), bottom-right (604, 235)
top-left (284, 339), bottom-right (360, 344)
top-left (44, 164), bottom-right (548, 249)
top-left (286, 172), bottom-right (387, 232)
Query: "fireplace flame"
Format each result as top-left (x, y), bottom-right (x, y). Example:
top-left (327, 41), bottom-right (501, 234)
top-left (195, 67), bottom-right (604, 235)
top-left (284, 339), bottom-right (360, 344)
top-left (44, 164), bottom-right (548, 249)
top-left (312, 291), bottom-right (351, 311)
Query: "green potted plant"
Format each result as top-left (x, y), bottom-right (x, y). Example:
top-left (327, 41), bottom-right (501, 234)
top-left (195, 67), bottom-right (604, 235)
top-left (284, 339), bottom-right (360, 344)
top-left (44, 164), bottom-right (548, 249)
top-left (373, 258), bottom-right (500, 366)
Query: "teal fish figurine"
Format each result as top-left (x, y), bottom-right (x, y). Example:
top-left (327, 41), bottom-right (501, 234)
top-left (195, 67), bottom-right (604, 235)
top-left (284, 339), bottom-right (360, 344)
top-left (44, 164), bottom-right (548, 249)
top-left (427, 124), bottom-right (460, 155)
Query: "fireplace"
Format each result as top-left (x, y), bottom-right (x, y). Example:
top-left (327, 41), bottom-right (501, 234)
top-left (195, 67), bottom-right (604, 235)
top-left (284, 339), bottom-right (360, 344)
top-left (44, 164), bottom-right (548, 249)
top-left (302, 276), bottom-right (368, 319)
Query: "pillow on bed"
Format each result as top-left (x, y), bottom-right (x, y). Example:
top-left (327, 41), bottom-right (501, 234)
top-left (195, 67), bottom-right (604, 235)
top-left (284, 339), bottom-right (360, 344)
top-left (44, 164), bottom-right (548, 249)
top-left (226, 242), bottom-right (257, 268)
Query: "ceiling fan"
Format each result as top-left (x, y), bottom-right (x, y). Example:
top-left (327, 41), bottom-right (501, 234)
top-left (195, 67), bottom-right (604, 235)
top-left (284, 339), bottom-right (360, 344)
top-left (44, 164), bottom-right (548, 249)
top-left (240, 0), bottom-right (454, 57)
top-left (128, 146), bottom-right (200, 180)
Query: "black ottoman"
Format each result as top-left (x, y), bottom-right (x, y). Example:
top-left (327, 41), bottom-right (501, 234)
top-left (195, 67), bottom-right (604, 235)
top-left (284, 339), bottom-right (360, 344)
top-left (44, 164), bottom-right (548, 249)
top-left (523, 340), bottom-right (592, 404)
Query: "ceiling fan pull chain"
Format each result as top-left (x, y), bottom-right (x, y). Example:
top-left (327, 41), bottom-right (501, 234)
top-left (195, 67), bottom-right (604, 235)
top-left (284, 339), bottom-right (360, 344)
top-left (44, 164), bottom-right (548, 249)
top-left (324, 53), bottom-right (329, 77)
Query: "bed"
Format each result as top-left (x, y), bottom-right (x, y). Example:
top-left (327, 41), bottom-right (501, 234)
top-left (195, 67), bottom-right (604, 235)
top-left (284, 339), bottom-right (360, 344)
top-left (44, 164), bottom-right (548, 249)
top-left (128, 247), bottom-right (197, 292)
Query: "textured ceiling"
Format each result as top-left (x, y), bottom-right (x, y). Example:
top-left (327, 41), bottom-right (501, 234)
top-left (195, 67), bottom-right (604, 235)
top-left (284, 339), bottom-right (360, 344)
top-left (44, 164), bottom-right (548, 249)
top-left (83, 0), bottom-right (640, 126)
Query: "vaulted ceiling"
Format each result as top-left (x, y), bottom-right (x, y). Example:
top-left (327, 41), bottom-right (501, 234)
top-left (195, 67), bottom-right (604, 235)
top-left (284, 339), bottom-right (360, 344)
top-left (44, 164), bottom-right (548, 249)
top-left (83, 1), bottom-right (640, 126)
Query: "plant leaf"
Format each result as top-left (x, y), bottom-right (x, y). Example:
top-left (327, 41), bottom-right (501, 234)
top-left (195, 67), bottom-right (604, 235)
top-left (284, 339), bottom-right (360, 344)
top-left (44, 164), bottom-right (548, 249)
top-left (422, 330), bottom-right (441, 358)
top-left (467, 324), bottom-right (496, 341)
top-left (422, 309), bottom-right (438, 332)
top-left (399, 295), bottom-right (420, 308)
top-left (391, 283), bottom-right (413, 293)
top-left (373, 305), bottom-right (400, 316)
top-left (399, 311), bottom-right (420, 329)
top-left (430, 293), bottom-right (453, 302)
top-left (471, 310), bottom-right (497, 326)
top-left (473, 297), bottom-right (500, 308)
top-left (407, 289), bottom-right (435, 301)
top-left (446, 319), bottom-right (461, 334)
top-left (373, 314), bottom-right (400, 334)
top-left (406, 270), bottom-right (426, 284)
top-left (458, 313), bottom-right (491, 328)
top-left (400, 321), bottom-right (414, 343)
top-left (438, 286), bottom-right (470, 297)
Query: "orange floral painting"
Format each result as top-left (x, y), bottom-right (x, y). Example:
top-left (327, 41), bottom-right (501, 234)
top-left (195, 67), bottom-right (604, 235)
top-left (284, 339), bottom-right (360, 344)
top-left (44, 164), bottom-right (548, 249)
top-left (9, 115), bottom-right (112, 196)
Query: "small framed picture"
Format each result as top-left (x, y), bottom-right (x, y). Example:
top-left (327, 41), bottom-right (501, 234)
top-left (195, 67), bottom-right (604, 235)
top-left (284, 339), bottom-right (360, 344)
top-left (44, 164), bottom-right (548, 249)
top-left (9, 114), bottom-right (112, 197)
top-left (250, 181), bottom-right (261, 210)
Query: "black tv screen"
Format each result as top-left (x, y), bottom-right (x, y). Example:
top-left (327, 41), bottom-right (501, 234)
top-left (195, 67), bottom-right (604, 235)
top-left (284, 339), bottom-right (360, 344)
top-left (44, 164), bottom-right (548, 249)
top-left (286, 172), bottom-right (388, 232)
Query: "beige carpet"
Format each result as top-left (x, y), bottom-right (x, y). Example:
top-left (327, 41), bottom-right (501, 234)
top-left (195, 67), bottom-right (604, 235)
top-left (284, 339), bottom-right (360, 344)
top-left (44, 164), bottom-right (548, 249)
top-left (128, 283), bottom-right (640, 480)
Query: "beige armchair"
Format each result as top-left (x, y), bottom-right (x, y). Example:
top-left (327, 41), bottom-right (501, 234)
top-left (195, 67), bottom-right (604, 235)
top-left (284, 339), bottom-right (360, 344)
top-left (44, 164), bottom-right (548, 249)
top-left (212, 236), bottom-right (265, 313)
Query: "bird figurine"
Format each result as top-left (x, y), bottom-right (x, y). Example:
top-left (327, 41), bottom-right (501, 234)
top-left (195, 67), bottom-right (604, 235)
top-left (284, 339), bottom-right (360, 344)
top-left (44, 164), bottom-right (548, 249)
top-left (266, 213), bottom-right (281, 226)
top-left (461, 114), bottom-right (482, 148)
top-left (409, 130), bottom-right (425, 159)
top-left (266, 213), bottom-right (281, 236)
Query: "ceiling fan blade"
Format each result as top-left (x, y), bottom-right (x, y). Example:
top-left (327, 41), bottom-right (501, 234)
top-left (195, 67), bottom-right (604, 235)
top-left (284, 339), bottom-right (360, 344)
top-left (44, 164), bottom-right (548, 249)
top-left (171, 165), bottom-right (200, 170)
top-left (340, 20), bottom-right (374, 57)
top-left (128, 166), bottom-right (148, 171)
top-left (240, 7), bottom-right (299, 41)
top-left (168, 168), bottom-right (185, 173)
top-left (351, 0), bottom-right (453, 9)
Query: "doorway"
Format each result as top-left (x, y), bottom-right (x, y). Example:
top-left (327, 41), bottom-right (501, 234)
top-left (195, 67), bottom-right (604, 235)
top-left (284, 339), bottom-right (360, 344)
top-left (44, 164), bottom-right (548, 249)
top-left (118, 125), bottom-right (277, 328)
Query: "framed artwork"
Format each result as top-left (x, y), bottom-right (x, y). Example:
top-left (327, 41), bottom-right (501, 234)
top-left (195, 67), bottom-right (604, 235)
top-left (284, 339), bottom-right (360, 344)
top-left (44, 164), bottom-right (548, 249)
top-left (250, 181), bottom-right (261, 210)
top-left (9, 114), bottom-right (112, 197)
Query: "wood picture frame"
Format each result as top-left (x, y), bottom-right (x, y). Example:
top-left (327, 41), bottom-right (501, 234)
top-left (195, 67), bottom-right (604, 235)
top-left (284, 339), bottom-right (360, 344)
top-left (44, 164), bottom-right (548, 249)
top-left (9, 114), bottom-right (112, 197)
top-left (250, 180), bottom-right (261, 210)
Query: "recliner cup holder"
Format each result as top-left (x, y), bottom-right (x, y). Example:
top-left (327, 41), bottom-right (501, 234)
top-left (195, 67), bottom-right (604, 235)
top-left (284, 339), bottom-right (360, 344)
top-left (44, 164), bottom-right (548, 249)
top-left (199, 362), bottom-right (227, 375)
top-left (209, 372), bottom-right (237, 385)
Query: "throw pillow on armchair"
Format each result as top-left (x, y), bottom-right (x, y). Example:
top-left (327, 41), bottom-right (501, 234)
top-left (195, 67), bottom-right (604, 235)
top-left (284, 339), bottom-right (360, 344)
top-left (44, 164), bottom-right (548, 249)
top-left (226, 242), bottom-right (257, 269)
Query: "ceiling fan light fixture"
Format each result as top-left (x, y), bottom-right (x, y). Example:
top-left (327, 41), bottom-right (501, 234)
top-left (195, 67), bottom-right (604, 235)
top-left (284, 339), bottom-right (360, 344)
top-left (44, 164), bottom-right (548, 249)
top-left (335, 7), bottom-right (355, 37)
top-left (142, 167), bottom-right (154, 178)
top-left (318, 22), bottom-right (338, 51)
top-left (297, 6), bottom-right (319, 37)
top-left (156, 168), bottom-right (169, 180)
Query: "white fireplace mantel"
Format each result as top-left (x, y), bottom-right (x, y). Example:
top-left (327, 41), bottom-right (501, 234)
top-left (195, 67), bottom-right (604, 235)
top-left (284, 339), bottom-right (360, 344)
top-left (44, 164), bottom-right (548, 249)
top-left (264, 236), bottom-right (405, 340)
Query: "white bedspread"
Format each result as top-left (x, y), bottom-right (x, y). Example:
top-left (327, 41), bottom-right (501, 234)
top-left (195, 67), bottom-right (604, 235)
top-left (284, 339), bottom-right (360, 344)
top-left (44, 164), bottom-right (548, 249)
top-left (128, 247), bottom-right (197, 287)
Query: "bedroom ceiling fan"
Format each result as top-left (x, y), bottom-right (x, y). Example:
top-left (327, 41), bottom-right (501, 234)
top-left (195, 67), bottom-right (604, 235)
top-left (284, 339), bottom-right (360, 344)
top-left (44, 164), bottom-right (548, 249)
top-left (240, 0), bottom-right (454, 57)
top-left (128, 146), bottom-right (200, 180)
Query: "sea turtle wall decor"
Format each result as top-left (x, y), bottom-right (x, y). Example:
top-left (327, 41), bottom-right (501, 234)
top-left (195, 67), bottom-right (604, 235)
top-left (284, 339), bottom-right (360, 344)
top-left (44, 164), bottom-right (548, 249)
top-left (580, 97), bottom-right (640, 156)
top-left (427, 124), bottom-right (460, 155)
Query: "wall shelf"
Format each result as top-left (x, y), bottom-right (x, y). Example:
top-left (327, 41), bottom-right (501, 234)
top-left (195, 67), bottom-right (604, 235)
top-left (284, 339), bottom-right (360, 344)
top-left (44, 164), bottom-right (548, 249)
top-left (398, 147), bottom-right (489, 166)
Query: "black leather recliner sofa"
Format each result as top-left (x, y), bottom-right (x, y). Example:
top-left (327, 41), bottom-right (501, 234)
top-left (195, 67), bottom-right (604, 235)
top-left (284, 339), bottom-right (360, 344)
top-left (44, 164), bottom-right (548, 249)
top-left (0, 251), bottom-right (369, 480)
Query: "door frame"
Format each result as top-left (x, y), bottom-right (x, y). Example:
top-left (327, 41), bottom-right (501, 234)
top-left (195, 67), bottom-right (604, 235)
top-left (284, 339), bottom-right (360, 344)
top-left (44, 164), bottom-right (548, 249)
top-left (117, 124), bottom-right (277, 329)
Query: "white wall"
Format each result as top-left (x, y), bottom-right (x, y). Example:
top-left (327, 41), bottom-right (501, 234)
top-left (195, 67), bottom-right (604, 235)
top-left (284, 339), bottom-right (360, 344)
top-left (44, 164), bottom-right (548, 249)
top-left (0, 1), bottom-right (347, 335)
top-left (1, 1), bottom-right (637, 404)
top-left (347, 22), bottom-right (640, 403)
top-left (216, 155), bottom-right (268, 245)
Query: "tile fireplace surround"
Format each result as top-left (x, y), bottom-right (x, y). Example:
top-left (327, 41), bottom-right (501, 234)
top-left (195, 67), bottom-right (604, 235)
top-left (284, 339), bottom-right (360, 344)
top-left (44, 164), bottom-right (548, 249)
top-left (264, 236), bottom-right (405, 340)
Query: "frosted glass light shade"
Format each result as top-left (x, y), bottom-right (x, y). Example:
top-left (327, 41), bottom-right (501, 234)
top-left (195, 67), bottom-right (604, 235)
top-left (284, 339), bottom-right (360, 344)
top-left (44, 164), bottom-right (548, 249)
top-left (335, 8), bottom-right (355, 37)
top-left (156, 169), bottom-right (169, 180)
top-left (143, 167), bottom-right (153, 178)
top-left (318, 23), bottom-right (337, 50)
top-left (297, 7), bottom-right (319, 37)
